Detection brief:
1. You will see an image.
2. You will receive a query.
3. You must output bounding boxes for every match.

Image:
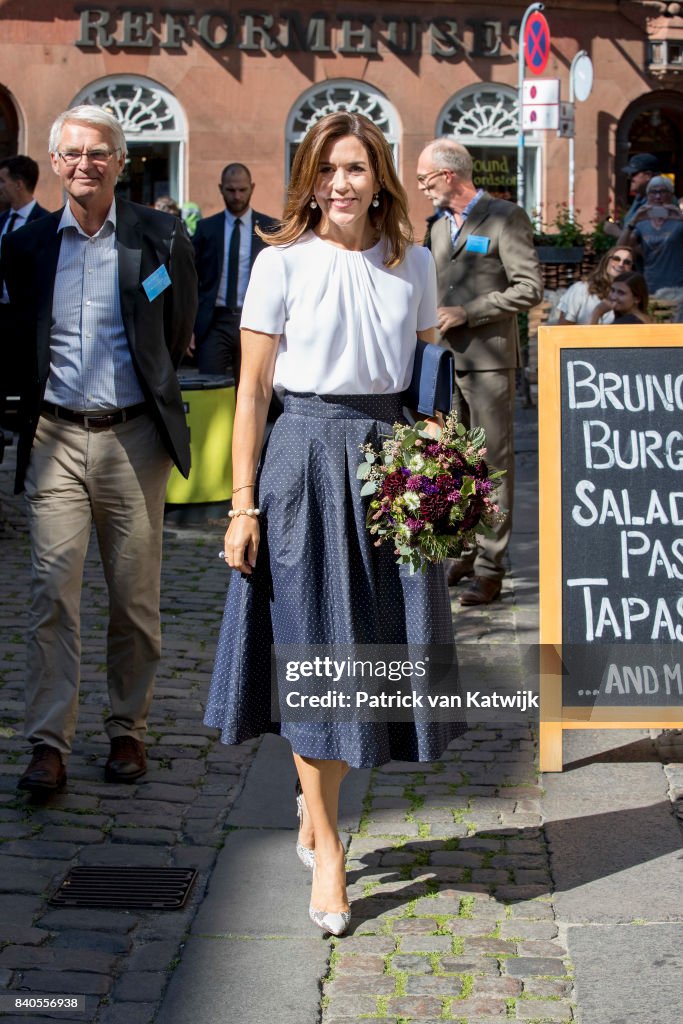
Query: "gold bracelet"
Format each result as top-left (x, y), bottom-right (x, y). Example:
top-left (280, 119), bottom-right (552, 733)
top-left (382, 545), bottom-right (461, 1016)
top-left (228, 508), bottom-right (260, 519)
top-left (232, 483), bottom-right (255, 494)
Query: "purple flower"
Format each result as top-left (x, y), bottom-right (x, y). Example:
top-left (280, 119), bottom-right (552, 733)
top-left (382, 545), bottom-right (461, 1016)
top-left (476, 478), bottom-right (493, 495)
top-left (406, 475), bottom-right (428, 491)
top-left (406, 517), bottom-right (425, 534)
top-left (466, 460), bottom-right (489, 480)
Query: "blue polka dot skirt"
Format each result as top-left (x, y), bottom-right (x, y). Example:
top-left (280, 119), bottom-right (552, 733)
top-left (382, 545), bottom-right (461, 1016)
top-left (204, 392), bottom-right (465, 768)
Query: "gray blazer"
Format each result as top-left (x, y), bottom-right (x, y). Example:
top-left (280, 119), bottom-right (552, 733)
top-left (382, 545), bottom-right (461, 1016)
top-left (428, 193), bottom-right (542, 371)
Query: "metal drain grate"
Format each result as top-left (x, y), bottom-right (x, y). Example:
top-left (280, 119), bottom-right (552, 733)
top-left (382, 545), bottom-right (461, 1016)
top-left (50, 867), bottom-right (198, 910)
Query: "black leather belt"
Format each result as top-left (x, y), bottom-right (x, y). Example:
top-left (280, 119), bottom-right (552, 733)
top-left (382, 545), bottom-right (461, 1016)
top-left (41, 402), bottom-right (148, 430)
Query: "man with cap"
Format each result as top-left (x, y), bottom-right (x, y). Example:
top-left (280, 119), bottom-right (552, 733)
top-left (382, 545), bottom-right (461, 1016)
top-left (621, 153), bottom-right (659, 230)
top-left (619, 174), bottom-right (683, 319)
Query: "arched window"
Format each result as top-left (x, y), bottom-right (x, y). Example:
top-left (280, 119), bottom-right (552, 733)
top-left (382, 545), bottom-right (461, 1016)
top-left (436, 84), bottom-right (540, 214)
top-left (285, 80), bottom-right (400, 180)
top-left (71, 76), bottom-right (187, 205)
top-left (0, 86), bottom-right (19, 160)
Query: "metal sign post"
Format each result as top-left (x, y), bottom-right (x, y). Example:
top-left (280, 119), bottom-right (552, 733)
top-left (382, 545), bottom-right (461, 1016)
top-left (568, 51), bottom-right (594, 220)
top-left (517, 3), bottom-right (546, 212)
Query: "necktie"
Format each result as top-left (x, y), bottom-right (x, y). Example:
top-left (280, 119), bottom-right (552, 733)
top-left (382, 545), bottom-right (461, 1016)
top-left (226, 218), bottom-right (241, 309)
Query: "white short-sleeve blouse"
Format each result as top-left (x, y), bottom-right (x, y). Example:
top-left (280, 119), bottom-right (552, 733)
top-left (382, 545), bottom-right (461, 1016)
top-left (240, 231), bottom-right (438, 395)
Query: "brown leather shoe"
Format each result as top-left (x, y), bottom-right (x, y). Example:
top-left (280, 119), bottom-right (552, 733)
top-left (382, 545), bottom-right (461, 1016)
top-left (105, 736), bottom-right (147, 783)
top-left (459, 576), bottom-right (502, 606)
top-left (17, 744), bottom-right (66, 793)
top-left (447, 558), bottom-right (475, 586)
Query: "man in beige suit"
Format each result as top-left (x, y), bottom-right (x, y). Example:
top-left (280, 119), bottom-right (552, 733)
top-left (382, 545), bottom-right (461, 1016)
top-left (417, 138), bottom-right (542, 605)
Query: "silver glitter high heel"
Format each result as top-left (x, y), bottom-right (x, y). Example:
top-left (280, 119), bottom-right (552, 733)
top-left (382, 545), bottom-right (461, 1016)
top-left (308, 903), bottom-right (351, 937)
top-left (309, 860), bottom-right (351, 936)
top-left (309, 839), bottom-right (352, 937)
top-left (295, 782), bottom-right (315, 871)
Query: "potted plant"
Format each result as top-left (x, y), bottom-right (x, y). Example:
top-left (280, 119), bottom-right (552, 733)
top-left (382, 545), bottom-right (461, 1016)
top-left (533, 203), bottom-right (585, 264)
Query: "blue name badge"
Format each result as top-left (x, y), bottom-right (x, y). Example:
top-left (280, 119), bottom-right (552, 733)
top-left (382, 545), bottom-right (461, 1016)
top-left (142, 264), bottom-right (172, 302)
top-left (465, 234), bottom-right (490, 254)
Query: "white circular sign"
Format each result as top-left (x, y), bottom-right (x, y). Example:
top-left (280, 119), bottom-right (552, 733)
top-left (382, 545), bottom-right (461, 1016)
top-left (572, 53), bottom-right (594, 102)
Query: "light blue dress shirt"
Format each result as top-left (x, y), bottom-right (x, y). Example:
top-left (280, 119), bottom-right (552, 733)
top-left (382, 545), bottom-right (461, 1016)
top-left (444, 188), bottom-right (485, 247)
top-left (44, 201), bottom-right (145, 412)
top-left (215, 207), bottom-right (252, 309)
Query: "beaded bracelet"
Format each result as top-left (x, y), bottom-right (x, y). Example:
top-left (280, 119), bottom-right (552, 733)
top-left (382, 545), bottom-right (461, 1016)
top-left (228, 508), bottom-right (260, 519)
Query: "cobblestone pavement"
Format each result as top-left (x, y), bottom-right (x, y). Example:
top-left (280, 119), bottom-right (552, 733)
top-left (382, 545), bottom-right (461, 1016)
top-left (1, 407), bottom-right (681, 1024)
top-left (0, 451), bottom-right (257, 1024)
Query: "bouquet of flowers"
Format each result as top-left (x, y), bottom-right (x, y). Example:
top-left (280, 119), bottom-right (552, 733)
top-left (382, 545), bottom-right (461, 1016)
top-left (356, 413), bottom-right (505, 574)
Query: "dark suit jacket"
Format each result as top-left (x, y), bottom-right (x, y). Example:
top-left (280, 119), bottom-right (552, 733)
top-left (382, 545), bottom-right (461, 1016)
top-left (192, 208), bottom-right (278, 342)
top-left (427, 193), bottom-right (542, 371)
top-left (0, 199), bottom-right (50, 234)
top-left (0, 201), bottom-right (50, 235)
top-left (0, 197), bottom-right (198, 493)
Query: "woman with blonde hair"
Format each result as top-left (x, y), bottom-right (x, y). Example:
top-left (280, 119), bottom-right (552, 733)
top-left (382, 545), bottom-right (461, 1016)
top-left (204, 112), bottom-right (462, 936)
top-left (556, 245), bottom-right (635, 324)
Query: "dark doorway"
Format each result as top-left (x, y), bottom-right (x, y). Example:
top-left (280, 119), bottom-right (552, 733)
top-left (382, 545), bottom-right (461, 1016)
top-left (116, 142), bottom-right (174, 205)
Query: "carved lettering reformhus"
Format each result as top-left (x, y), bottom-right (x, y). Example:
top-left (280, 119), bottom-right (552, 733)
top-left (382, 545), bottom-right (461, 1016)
top-left (75, 7), bottom-right (518, 58)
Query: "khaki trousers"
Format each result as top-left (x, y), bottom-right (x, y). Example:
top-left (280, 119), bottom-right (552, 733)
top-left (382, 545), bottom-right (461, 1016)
top-left (452, 368), bottom-right (515, 580)
top-left (23, 411), bottom-right (173, 756)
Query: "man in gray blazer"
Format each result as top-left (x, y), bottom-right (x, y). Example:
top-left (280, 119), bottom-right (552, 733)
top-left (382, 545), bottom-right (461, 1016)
top-left (417, 138), bottom-right (542, 605)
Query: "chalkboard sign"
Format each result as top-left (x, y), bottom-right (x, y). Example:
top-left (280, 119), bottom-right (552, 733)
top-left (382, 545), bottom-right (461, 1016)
top-left (538, 326), bottom-right (683, 770)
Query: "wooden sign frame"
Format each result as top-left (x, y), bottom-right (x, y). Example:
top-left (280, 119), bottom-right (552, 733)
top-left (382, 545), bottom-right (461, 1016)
top-left (538, 325), bottom-right (683, 771)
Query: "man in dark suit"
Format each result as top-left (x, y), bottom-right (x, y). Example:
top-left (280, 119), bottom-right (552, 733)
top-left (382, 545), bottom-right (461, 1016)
top-left (0, 155), bottom-right (50, 458)
top-left (192, 162), bottom-right (277, 382)
top-left (417, 138), bottom-right (542, 606)
top-left (0, 155), bottom-right (50, 233)
top-left (1, 105), bottom-right (197, 794)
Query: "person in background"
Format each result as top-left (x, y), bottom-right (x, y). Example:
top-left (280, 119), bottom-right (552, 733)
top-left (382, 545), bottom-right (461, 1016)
top-left (621, 153), bottom-right (659, 230)
top-left (590, 271), bottom-right (651, 325)
top-left (153, 195), bottom-right (181, 217)
top-left (0, 156), bottom-right (51, 455)
top-left (1, 105), bottom-right (197, 795)
top-left (618, 175), bottom-right (683, 320)
top-left (192, 163), bottom-right (277, 382)
top-left (556, 246), bottom-right (635, 325)
top-left (181, 202), bottom-right (202, 237)
top-left (417, 137), bottom-right (542, 606)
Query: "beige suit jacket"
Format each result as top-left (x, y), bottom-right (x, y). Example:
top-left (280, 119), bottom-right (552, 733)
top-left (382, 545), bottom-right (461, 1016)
top-left (429, 193), bottom-right (542, 371)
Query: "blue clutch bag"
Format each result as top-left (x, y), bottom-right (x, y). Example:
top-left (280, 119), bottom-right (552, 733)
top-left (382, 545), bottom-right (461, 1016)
top-left (405, 339), bottom-right (454, 417)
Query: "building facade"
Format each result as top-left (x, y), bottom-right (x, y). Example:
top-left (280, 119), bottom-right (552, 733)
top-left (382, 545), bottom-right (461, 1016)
top-left (1, 1), bottom-right (682, 231)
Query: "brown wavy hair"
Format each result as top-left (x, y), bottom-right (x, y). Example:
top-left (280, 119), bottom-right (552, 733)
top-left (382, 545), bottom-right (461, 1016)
top-left (259, 112), bottom-right (413, 268)
top-left (587, 245), bottom-right (636, 299)
top-left (611, 271), bottom-right (651, 319)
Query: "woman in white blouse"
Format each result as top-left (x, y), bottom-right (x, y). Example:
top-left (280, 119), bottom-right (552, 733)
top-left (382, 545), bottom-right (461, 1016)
top-left (205, 113), bottom-right (462, 936)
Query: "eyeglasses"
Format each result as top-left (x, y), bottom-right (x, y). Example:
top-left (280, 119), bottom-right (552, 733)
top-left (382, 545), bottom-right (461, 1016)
top-left (647, 189), bottom-right (671, 197)
top-left (57, 148), bottom-right (121, 166)
top-left (416, 170), bottom-right (446, 187)
top-left (610, 256), bottom-right (633, 267)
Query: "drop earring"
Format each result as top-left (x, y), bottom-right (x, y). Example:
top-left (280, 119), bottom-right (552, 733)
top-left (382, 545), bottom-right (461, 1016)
top-left (371, 192), bottom-right (380, 208)
top-left (309, 196), bottom-right (318, 210)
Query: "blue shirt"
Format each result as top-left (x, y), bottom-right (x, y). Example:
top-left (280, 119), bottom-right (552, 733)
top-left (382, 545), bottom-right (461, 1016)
top-left (44, 201), bottom-right (145, 412)
top-left (215, 207), bottom-right (252, 308)
top-left (444, 189), bottom-right (485, 247)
